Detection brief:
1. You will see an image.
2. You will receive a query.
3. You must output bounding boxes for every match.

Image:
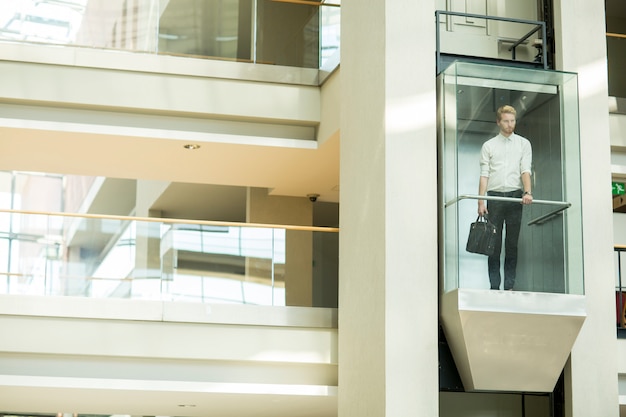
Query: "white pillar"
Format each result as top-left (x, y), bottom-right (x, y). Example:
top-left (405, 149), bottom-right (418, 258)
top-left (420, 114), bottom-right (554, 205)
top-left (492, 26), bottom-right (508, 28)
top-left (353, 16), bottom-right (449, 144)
top-left (338, 0), bottom-right (439, 416)
top-left (134, 180), bottom-right (170, 295)
top-left (554, 1), bottom-right (619, 416)
top-left (246, 187), bottom-right (313, 306)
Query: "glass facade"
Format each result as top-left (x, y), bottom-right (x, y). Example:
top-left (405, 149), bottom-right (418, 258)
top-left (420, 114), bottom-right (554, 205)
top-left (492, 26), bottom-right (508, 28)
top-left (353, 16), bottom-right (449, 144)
top-left (439, 61), bottom-right (583, 294)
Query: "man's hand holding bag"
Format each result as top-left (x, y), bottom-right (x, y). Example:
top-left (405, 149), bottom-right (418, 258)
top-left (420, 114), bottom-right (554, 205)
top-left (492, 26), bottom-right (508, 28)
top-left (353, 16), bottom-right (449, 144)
top-left (466, 215), bottom-right (497, 256)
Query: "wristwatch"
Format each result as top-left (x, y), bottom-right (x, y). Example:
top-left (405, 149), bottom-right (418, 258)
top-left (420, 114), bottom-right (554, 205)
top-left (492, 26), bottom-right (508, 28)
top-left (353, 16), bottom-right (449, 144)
top-left (523, 191), bottom-right (532, 196)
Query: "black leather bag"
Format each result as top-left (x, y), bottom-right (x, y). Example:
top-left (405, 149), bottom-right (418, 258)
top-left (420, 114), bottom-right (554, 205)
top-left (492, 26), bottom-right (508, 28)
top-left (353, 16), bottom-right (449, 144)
top-left (466, 215), bottom-right (498, 256)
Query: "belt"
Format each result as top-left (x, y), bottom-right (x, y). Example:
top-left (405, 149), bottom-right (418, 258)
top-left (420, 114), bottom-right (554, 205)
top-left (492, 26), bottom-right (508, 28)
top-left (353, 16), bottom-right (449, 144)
top-left (487, 190), bottom-right (522, 197)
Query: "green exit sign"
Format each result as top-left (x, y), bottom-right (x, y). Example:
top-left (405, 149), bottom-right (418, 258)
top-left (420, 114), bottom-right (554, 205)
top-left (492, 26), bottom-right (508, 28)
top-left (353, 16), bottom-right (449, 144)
top-left (613, 182), bottom-right (625, 195)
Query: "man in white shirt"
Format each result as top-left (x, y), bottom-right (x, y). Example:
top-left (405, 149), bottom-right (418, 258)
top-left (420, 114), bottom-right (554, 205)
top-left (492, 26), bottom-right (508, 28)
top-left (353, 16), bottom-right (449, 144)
top-left (477, 105), bottom-right (533, 290)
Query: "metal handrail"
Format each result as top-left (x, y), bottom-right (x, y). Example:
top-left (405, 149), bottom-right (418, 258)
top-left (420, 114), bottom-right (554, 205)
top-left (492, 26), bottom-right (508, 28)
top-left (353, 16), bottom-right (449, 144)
top-left (507, 24), bottom-right (543, 60)
top-left (435, 10), bottom-right (548, 71)
top-left (0, 208), bottom-right (339, 233)
top-left (444, 194), bottom-right (571, 226)
top-left (0, 208), bottom-right (339, 307)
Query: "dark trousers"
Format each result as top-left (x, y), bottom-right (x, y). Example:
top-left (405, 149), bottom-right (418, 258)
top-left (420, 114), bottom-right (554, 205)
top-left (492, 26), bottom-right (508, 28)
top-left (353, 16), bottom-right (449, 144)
top-left (487, 190), bottom-right (523, 290)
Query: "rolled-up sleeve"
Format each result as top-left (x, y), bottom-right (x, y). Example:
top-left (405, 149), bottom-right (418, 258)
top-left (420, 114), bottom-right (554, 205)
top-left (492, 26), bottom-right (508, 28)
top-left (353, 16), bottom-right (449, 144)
top-left (520, 140), bottom-right (532, 175)
top-left (479, 143), bottom-right (490, 177)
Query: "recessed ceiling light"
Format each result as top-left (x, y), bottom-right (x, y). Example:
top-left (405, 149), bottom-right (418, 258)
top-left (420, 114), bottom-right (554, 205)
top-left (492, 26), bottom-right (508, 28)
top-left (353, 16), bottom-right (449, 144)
top-left (183, 144), bottom-right (200, 150)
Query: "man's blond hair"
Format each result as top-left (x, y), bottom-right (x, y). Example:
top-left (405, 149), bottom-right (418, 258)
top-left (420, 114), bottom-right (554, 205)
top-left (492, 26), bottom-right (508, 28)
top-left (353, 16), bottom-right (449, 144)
top-left (497, 105), bottom-right (517, 121)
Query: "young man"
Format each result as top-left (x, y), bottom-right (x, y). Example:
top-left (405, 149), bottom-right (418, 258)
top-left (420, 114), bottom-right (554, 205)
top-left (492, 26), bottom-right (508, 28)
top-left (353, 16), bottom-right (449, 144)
top-left (477, 105), bottom-right (533, 290)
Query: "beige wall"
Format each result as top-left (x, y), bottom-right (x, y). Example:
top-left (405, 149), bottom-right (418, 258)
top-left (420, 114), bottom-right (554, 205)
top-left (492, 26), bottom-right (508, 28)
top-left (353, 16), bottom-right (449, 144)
top-left (0, 295), bottom-right (337, 415)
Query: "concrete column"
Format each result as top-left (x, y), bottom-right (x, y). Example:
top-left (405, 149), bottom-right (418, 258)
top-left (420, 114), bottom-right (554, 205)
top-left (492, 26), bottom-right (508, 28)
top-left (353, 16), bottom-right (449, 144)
top-left (246, 187), bottom-right (313, 306)
top-left (554, 1), bottom-right (619, 416)
top-left (338, 0), bottom-right (439, 416)
top-left (134, 180), bottom-right (170, 296)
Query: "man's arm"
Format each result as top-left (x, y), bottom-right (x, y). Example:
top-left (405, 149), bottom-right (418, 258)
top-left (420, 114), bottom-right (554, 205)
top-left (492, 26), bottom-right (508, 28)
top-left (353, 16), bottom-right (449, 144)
top-left (521, 171), bottom-right (533, 205)
top-left (478, 176), bottom-right (489, 215)
top-left (520, 139), bottom-right (533, 205)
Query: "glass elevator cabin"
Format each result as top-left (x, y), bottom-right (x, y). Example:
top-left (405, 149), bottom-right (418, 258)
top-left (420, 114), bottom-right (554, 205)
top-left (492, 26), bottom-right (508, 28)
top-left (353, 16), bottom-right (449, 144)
top-left (438, 61), bottom-right (585, 392)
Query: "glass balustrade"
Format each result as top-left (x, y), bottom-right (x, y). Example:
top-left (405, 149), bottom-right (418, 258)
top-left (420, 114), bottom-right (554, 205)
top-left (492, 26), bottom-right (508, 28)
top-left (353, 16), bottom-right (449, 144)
top-left (615, 246), bottom-right (626, 332)
top-left (0, 0), bottom-right (340, 71)
top-left (0, 209), bottom-right (338, 307)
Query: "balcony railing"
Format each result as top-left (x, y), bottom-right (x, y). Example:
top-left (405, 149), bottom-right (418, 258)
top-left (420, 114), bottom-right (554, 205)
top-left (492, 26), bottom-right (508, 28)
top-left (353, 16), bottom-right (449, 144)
top-left (616, 246), bottom-right (626, 334)
top-left (0, 0), bottom-right (340, 71)
top-left (0, 208), bottom-right (339, 307)
top-left (435, 10), bottom-right (548, 73)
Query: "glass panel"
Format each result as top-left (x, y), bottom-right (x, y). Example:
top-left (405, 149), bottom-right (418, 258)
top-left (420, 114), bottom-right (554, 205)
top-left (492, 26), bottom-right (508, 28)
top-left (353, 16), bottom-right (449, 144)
top-left (0, 0), bottom-right (340, 71)
top-left (272, 228), bottom-right (286, 305)
top-left (0, 172), bottom-right (12, 209)
top-left (255, 0), bottom-right (319, 68)
top-left (615, 247), bottom-right (625, 328)
top-left (439, 61), bottom-right (583, 295)
top-left (606, 36), bottom-right (625, 97)
top-left (319, 2), bottom-right (340, 68)
top-left (158, 0), bottom-right (253, 61)
top-left (0, 238), bottom-right (8, 293)
top-left (0, 0), bottom-right (87, 44)
top-left (0, 208), bottom-right (338, 306)
top-left (312, 229), bottom-right (338, 307)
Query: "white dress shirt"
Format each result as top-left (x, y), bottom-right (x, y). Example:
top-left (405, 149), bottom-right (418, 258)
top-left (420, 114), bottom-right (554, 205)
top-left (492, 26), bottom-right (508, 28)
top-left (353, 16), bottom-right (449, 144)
top-left (479, 133), bottom-right (532, 192)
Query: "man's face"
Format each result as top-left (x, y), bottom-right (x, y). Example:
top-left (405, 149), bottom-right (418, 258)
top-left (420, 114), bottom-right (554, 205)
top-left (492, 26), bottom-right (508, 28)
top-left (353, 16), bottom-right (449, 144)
top-left (497, 112), bottom-right (516, 136)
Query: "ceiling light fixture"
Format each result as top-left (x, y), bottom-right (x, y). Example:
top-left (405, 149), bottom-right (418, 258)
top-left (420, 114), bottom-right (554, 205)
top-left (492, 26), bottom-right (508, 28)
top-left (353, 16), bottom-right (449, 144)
top-left (183, 144), bottom-right (200, 150)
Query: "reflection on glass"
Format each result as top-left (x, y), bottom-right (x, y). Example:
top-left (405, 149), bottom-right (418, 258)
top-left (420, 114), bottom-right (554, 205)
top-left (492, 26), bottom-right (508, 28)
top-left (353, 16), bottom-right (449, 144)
top-left (0, 209), bottom-right (338, 307)
top-left (0, 0), bottom-right (341, 70)
top-left (439, 62), bottom-right (583, 295)
top-left (319, 3), bottom-right (340, 67)
top-left (0, 0), bottom-right (87, 44)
